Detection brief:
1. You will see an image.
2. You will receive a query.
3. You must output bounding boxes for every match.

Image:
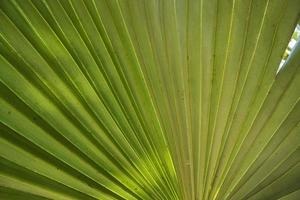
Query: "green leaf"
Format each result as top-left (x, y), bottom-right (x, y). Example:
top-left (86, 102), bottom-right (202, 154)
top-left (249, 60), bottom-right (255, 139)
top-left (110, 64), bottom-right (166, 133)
top-left (0, 0), bottom-right (299, 199)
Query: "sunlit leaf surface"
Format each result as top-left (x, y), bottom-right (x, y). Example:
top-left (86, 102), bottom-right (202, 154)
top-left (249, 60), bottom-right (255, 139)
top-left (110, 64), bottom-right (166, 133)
top-left (0, 0), bottom-right (300, 199)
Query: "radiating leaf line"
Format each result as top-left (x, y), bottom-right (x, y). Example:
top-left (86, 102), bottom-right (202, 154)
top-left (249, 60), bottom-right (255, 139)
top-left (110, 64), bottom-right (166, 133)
top-left (1, 0), bottom-right (299, 199)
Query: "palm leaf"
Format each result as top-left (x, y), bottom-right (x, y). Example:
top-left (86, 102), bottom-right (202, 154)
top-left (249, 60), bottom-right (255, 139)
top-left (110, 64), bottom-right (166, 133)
top-left (0, 0), bottom-right (299, 199)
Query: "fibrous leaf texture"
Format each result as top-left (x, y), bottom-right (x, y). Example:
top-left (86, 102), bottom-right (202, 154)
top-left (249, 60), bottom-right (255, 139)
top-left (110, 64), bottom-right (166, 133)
top-left (0, 0), bottom-right (300, 200)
